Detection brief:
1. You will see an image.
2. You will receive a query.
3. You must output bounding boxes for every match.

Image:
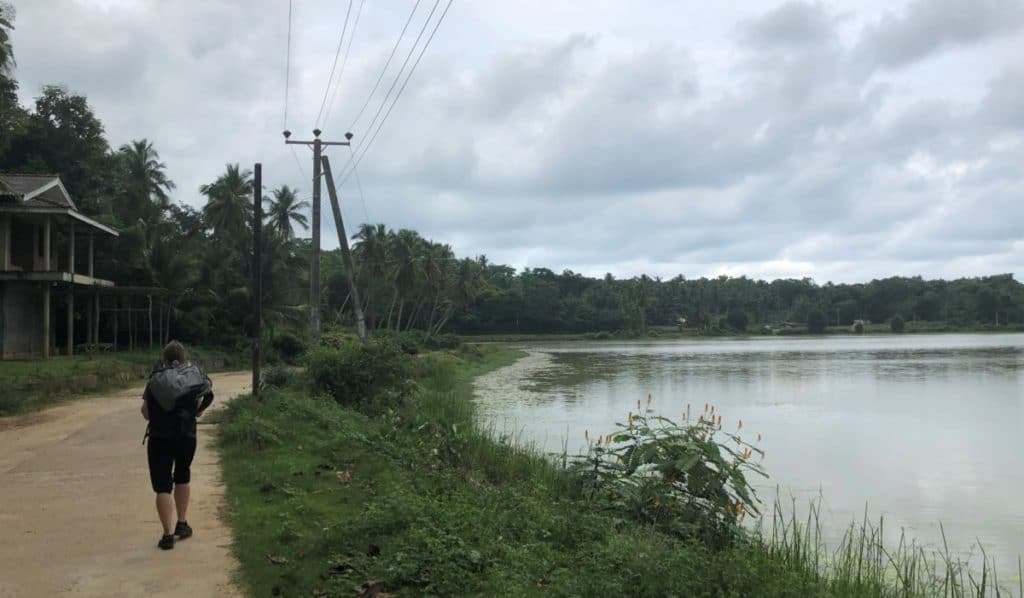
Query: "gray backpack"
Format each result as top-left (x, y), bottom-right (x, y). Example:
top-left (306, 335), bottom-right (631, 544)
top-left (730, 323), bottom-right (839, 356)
top-left (149, 362), bottom-right (212, 412)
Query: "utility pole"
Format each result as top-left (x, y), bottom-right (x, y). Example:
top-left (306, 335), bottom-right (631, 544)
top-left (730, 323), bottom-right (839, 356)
top-left (321, 153), bottom-right (367, 344)
top-left (252, 162), bottom-right (263, 397)
top-left (283, 129), bottom-right (350, 346)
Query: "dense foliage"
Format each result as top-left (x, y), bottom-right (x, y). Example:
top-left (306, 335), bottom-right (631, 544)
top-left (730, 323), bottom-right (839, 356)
top-left (3, 10), bottom-right (1022, 350)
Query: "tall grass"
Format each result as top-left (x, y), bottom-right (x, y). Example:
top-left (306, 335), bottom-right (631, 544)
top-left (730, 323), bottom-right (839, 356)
top-left (751, 495), bottom-right (1018, 597)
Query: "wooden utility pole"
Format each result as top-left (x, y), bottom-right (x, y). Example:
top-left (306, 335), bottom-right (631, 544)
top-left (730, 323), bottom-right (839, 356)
top-left (252, 163), bottom-right (263, 396)
top-left (283, 129), bottom-right (350, 346)
top-left (321, 154), bottom-right (367, 344)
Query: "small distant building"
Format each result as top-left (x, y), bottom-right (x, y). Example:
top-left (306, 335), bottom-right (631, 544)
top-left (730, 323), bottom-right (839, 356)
top-left (0, 174), bottom-right (119, 359)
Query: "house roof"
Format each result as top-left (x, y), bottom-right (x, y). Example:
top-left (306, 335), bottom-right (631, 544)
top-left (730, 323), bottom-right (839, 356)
top-left (0, 174), bottom-right (76, 209)
top-left (0, 173), bottom-right (118, 236)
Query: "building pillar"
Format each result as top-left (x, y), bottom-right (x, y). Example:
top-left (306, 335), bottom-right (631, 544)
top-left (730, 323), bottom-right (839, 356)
top-left (88, 232), bottom-right (94, 278)
top-left (0, 215), bottom-right (9, 271)
top-left (42, 284), bottom-right (51, 358)
top-left (113, 296), bottom-right (119, 351)
top-left (68, 224), bottom-right (75, 275)
top-left (86, 292), bottom-right (93, 346)
top-left (43, 217), bottom-right (52, 271)
top-left (66, 288), bottom-right (74, 356)
top-left (94, 292), bottom-right (100, 346)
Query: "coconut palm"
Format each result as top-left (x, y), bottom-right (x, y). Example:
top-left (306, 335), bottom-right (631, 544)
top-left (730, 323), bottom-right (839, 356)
top-left (352, 223), bottom-right (388, 331)
top-left (0, 4), bottom-right (14, 77)
top-left (264, 185), bottom-right (309, 242)
top-left (200, 163), bottom-right (253, 248)
top-left (386, 228), bottom-right (424, 330)
top-left (117, 139), bottom-right (175, 225)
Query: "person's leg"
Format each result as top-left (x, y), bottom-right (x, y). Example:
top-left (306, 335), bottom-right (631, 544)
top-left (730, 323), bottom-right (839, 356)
top-left (173, 483), bottom-right (190, 521)
top-left (155, 493), bottom-right (175, 535)
top-left (172, 436), bottom-right (198, 535)
top-left (147, 438), bottom-right (176, 540)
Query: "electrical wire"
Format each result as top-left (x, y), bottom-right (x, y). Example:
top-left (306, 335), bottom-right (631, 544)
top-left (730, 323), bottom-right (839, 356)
top-left (340, 0), bottom-right (454, 184)
top-left (315, 0), bottom-right (354, 128)
top-left (283, 0), bottom-right (293, 130)
top-left (290, 145), bottom-right (308, 182)
top-left (349, 144), bottom-right (370, 224)
top-left (348, 0), bottom-right (422, 131)
top-left (322, 0), bottom-right (366, 128)
top-left (347, 0), bottom-right (440, 163)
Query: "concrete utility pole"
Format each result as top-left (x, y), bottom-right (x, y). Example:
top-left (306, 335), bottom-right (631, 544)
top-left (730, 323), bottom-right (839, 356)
top-left (284, 129), bottom-right (350, 346)
top-left (321, 153), bottom-right (367, 344)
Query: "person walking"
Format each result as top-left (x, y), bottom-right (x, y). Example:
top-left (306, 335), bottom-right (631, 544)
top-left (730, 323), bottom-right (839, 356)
top-left (140, 341), bottom-right (214, 550)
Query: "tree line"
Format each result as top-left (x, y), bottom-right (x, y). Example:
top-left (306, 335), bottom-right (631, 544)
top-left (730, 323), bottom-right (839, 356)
top-left (2, 6), bottom-right (1021, 349)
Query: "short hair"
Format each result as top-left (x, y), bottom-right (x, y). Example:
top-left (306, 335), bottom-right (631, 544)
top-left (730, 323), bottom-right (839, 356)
top-left (162, 340), bottom-right (187, 364)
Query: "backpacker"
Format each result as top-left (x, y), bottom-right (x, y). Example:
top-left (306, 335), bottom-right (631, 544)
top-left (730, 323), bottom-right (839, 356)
top-left (143, 362), bottom-right (214, 443)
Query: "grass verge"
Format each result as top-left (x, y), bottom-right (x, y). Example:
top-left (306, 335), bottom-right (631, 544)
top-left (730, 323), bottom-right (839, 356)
top-left (0, 347), bottom-right (245, 416)
top-left (219, 346), bottom-right (1018, 597)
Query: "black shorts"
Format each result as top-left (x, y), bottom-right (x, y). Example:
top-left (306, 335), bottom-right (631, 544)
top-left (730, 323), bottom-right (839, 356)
top-left (147, 436), bottom-right (197, 494)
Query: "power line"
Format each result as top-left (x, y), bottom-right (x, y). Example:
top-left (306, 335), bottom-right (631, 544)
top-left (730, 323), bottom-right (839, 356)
top-left (341, 0), bottom-right (454, 184)
top-left (282, 0), bottom-right (293, 130)
top-left (315, 0), bottom-right (354, 128)
top-left (348, 0), bottom-right (440, 161)
top-left (348, 0), bottom-right (422, 131)
top-left (349, 144), bottom-right (370, 224)
top-left (290, 144), bottom-right (308, 182)
top-left (322, 0), bottom-right (366, 128)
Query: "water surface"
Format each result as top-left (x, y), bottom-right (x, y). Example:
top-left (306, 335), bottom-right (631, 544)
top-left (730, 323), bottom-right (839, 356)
top-left (474, 334), bottom-right (1024, 568)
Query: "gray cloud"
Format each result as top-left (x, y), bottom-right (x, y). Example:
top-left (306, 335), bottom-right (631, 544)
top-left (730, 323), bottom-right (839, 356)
top-left (8, 0), bottom-right (1024, 284)
top-left (855, 0), bottom-right (1024, 69)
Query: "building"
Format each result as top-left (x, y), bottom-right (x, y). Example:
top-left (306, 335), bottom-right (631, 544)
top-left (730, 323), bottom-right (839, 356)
top-left (0, 174), bottom-right (119, 359)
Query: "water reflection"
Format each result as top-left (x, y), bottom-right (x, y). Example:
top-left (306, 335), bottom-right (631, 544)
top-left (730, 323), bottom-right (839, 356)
top-left (474, 334), bottom-right (1024, 571)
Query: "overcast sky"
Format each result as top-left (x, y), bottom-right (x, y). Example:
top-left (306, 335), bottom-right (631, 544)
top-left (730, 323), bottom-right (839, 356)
top-left (10, 0), bottom-right (1024, 283)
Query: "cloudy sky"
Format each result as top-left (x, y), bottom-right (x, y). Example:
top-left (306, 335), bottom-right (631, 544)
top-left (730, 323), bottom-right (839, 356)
top-left (10, 0), bottom-right (1024, 283)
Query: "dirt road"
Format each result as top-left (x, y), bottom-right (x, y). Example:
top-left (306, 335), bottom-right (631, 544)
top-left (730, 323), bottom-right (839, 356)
top-left (0, 372), bottom-right (250, 597)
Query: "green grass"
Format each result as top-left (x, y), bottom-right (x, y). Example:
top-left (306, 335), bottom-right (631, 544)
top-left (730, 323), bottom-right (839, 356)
top-left (0, 347), bottom-right (245, 416)
top-left (218, 347), bottom-right (1018, 597)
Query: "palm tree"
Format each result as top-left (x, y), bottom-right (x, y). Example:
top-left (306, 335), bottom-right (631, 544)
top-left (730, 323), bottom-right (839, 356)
top-left (200, 163), bottom-right (253, 248)
top-left (117, 139), bottom-right (175, 225)
top-left (387, 229), bottom-right (423, 330)
top-left (352, 223), bottom-right (388, 331)
top-left (429, 258), bottom-right (482, 337)
top-left (265, 185), bottom-right (309, 241)
top-left (0, 4), bottom-right (15, 77)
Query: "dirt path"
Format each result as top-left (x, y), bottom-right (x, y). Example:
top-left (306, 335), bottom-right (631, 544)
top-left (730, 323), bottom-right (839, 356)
top-left (0, 372), bottom-right (250, 597)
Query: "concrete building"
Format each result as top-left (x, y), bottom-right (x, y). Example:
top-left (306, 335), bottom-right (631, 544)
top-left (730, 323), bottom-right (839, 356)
top-left (0, 174), bottom-right (119, 359)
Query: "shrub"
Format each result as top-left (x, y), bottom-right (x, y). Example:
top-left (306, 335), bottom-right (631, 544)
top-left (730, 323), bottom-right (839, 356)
top-left (306, 340), bottom-right (413, 413)
top-left (271, 331), bottom-right (307, 363)
top-left (570, 402), bottom-right (766, 548)
top-left (424, 333), bottom-right (462, 350)
top-left (262, 364), bottom-right (292, 388)
top-left (806, 309), bottom-right (827, 334)
top-left (890, 315), bottom-right (905, 333)
top-left (726, 310), bottom-right (749, 332)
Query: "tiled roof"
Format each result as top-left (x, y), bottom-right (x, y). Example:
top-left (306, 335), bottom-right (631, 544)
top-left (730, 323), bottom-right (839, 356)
top-left (0, 174), bottom-right (60, 197)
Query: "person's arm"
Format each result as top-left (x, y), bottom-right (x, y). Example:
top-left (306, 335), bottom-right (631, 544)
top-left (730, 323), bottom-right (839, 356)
top-left (141, 396), bottom-right (150, 421)
top-left (196, 391), bottom-right (214, 417)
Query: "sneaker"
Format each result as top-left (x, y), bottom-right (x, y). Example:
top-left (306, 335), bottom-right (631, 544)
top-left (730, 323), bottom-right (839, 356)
top-left (158, 534), bottom-right (175, 550)
top-left (174, 521), bottom-right (193, 540)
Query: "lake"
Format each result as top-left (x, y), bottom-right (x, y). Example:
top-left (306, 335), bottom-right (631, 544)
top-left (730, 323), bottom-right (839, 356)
top-left (473, 333), bottom-right (1024, 570)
